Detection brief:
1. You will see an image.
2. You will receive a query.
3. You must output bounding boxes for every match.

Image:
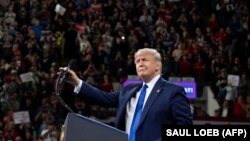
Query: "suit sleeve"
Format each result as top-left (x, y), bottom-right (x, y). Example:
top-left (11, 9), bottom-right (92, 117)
top-left (78, 81), bottom-right (120, 107)
top-left (170, 86), bottom-right (193, 124)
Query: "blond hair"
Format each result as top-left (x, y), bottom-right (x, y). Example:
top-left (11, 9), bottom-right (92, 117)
top-left (134, 48), bottom-right (162, 72)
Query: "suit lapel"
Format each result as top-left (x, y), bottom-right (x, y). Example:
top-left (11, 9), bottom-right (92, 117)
top-left (121, 84), bottom-right (141, 111)
top-left (116, 84), bottom-right (142, 129)
top-left (137, 78), bottom-right (164, 127)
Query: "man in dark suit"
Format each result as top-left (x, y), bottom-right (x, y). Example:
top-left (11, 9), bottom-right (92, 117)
top-left (59, 48), bottom-right (193, 141)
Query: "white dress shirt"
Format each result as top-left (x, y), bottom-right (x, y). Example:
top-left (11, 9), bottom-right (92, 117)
top-left (125, 74), bottom-right (160, 134)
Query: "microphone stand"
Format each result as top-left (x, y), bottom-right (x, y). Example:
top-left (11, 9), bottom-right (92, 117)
top-left (55, 71), bottom-right (74, 113)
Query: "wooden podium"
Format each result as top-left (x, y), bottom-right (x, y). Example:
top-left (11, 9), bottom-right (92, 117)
top-left (62, 113), bottom-right (128, 141)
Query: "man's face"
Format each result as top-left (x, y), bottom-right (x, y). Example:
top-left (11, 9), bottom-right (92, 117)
top-left (135, 52), bottom-right (159, 82)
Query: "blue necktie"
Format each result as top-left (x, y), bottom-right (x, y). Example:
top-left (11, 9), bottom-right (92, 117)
top-left (129, 84), bottom-right (148, 141)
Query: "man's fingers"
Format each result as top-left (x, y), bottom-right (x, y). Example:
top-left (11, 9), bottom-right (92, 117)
top-left (57, 67), bottom-right (70, 75)
top-left (59, 67), bottom-right (68, 71)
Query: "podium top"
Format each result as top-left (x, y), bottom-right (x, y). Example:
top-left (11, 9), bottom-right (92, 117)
top-left (64, 113), bottom-right (128, 141)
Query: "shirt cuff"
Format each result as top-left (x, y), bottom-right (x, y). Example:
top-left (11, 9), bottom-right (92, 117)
top-left (74, 80), bottom-right (82, 94)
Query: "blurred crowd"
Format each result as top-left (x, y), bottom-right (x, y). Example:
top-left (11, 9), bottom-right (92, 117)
top-left (0, 0), bottom-right (250, 140)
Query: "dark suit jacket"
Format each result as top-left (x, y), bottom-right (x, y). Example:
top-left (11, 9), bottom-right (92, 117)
top-left (79, 77), bottom-right (193, 141)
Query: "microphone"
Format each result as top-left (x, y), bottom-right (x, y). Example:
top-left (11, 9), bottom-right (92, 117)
top-left (59, 59), bottom-right (77, 84)
top-left (55, 59), bottom-right (77, 113)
